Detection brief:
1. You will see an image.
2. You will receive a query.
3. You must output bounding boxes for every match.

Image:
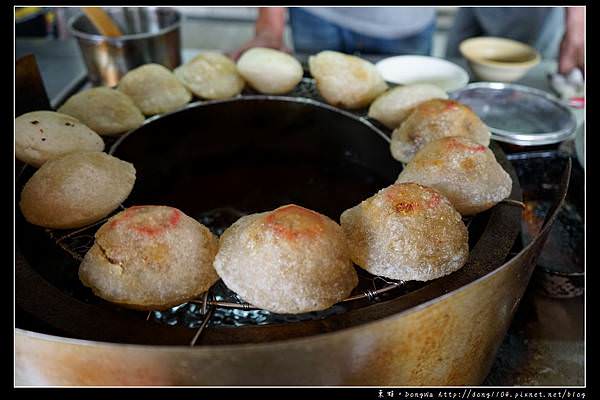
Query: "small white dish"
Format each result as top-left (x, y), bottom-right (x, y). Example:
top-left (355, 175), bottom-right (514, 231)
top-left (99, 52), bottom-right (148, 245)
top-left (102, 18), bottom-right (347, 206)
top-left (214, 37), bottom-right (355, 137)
top-left (375, 55), bottom-right (469, 92)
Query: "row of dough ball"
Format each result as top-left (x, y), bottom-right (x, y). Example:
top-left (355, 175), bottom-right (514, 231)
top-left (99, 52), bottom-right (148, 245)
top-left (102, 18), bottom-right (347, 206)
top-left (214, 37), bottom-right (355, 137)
top-left (15, 48), bottom-right (303, 168)
top-left (364, 79), bottom-right (510, 216)
top-left (14, 48), bottom-right (298, 167)
top-left (16, 139), bottom-right (509, 316)
top-left (49, 143), bottom-right (503, 315)
top-left (16, 136), bottom-right (510, 315)
top-left (16, 49), bottom-right (487, 169)
top-left (16, 48), bottom-right (511, 315)
top-left (16, 148), bottom-right (355, 314)
top-left (375, 90), bottom-right (511, 216)
top-left (82, 137), bottom-right (512, 315)
top-left (79, 204), bottom-right (357, 313)
top-left (56, 48), bottom-right (433, 128)
top-left (182, 48), bottom-right (389, 110)
top-left (19, 140), bottom-right (510, 315)
top-left (365, 82), bottom-right (494, 164)
top-left (15, 89), bottom-right (143, 168)
top-left (79, 188), bottom-right (467, 315)
top-left (115, 48), bottom-right (305, 113)
top-left (16, 134), bottom-right (510, 318)
top-left (16, 108), bottom-right (511, 315)
top-left (172, 48), bottom-right (387, 110)
top-left (224, 133), bottom-right (514, 311)
top-left (15, 65), bottom-right (188, 167)
top-left (19, 151), bottom-right (136, 229)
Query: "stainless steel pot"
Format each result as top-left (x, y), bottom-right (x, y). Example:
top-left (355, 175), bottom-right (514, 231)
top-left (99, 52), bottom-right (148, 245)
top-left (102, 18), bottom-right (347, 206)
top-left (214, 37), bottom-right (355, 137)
top-left (68, 7), bottom-right (182, 87)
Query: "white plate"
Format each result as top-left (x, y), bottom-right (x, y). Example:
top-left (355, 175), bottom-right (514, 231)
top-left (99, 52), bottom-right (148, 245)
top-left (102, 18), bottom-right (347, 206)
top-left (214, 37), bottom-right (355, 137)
top-left (376, 55), bottom-right (469, 92)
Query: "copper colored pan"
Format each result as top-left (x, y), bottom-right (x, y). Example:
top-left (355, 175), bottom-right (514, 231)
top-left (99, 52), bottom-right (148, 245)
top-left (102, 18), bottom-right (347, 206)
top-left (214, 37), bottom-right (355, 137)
top-left (14, 57), bottom-right (570, 385)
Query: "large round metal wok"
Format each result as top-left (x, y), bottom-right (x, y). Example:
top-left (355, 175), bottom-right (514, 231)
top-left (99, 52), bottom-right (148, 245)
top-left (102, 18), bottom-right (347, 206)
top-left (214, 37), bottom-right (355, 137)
top-left (15, 85), bottom-right (570, 385)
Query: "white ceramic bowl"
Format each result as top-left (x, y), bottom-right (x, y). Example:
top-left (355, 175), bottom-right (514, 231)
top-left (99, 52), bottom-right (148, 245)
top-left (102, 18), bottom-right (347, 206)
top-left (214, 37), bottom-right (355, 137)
top-left (375, 55), bottom-right (469, 92)
top-left (459, 37), bottom-right (540, 82)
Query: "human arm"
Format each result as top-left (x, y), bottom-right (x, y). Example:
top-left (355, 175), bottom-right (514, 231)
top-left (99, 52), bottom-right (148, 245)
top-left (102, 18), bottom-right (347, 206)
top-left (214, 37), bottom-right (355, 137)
top-left (558, 7), bottom-right (584, 75)
top-left (229, 7), bottom-right (290, 60)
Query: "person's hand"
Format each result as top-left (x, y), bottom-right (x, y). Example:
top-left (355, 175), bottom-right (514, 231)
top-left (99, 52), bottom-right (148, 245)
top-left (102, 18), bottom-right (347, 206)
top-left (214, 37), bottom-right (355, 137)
top-left (229, 31), bottom-right (291, 61)
top-left (228, 7), bottom-right (289, 61)
top-left (559, 7), bottom-right (584, 75)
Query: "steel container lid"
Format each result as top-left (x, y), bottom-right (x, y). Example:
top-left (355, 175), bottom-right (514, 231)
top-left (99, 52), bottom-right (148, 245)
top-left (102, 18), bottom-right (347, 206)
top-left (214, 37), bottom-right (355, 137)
top-left (450, 82), bottom-right (577, 146)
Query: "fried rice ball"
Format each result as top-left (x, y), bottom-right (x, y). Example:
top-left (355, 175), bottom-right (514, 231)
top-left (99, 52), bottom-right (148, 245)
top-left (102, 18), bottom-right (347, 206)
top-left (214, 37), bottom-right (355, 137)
top-left (118, 63), bottom-right (192, 116)
top-left (396, 137), bottom-right (513, 216)
top-left (79, 206), bottom-right (219, 310)
top-left (368, 84), bottom-right (448, 129)
top-left (213, 204), bottom-right (358, 314)
top-left (309, 50), bottom-right (388, 109)
top-left (19, 152), bottom-right (135, 229)
top-left (236, 47), bottom-right (303, 95)
top-left (340, 183), bottom-right (468, 281)
top-left (58, 87), bottom-right (145, 136)
top-left (175, 51), bottom-right (245, 99)
top-left (15, 111), bottom-right (104, 167)
top-left (390, 99), bottom-right (491, 163)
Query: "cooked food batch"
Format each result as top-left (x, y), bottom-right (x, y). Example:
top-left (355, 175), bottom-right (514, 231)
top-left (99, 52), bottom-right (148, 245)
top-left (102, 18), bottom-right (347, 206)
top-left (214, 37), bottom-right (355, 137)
top-left (58, 87), bottom-right (145, 136)
top-left (390, 98), bottom-right (491, 163)
top-left (16, 48), bottom-right (512, 314)
top-left (15, 111), bottom-right (105, 167)
top-left (396, 137), bottom-right (512, 216)
top-left (19, 152), bottom-right (135, 229)
top-left (368, 83), bottom-right (448, 129)
top-left (341, 183), bottom-right (469, 281)
top-left (175, 52), bottom-right (245, 99)
top-left (79, 206), bottom-right (219, 310)
top-left (309, 50), bottom-right (388, 109)
top-left (118, 63), bottom-right (192, 116)
top-left (237, 47), bottom-right (304, 95)
top-left (214, 205), bottom-right (358, 314)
